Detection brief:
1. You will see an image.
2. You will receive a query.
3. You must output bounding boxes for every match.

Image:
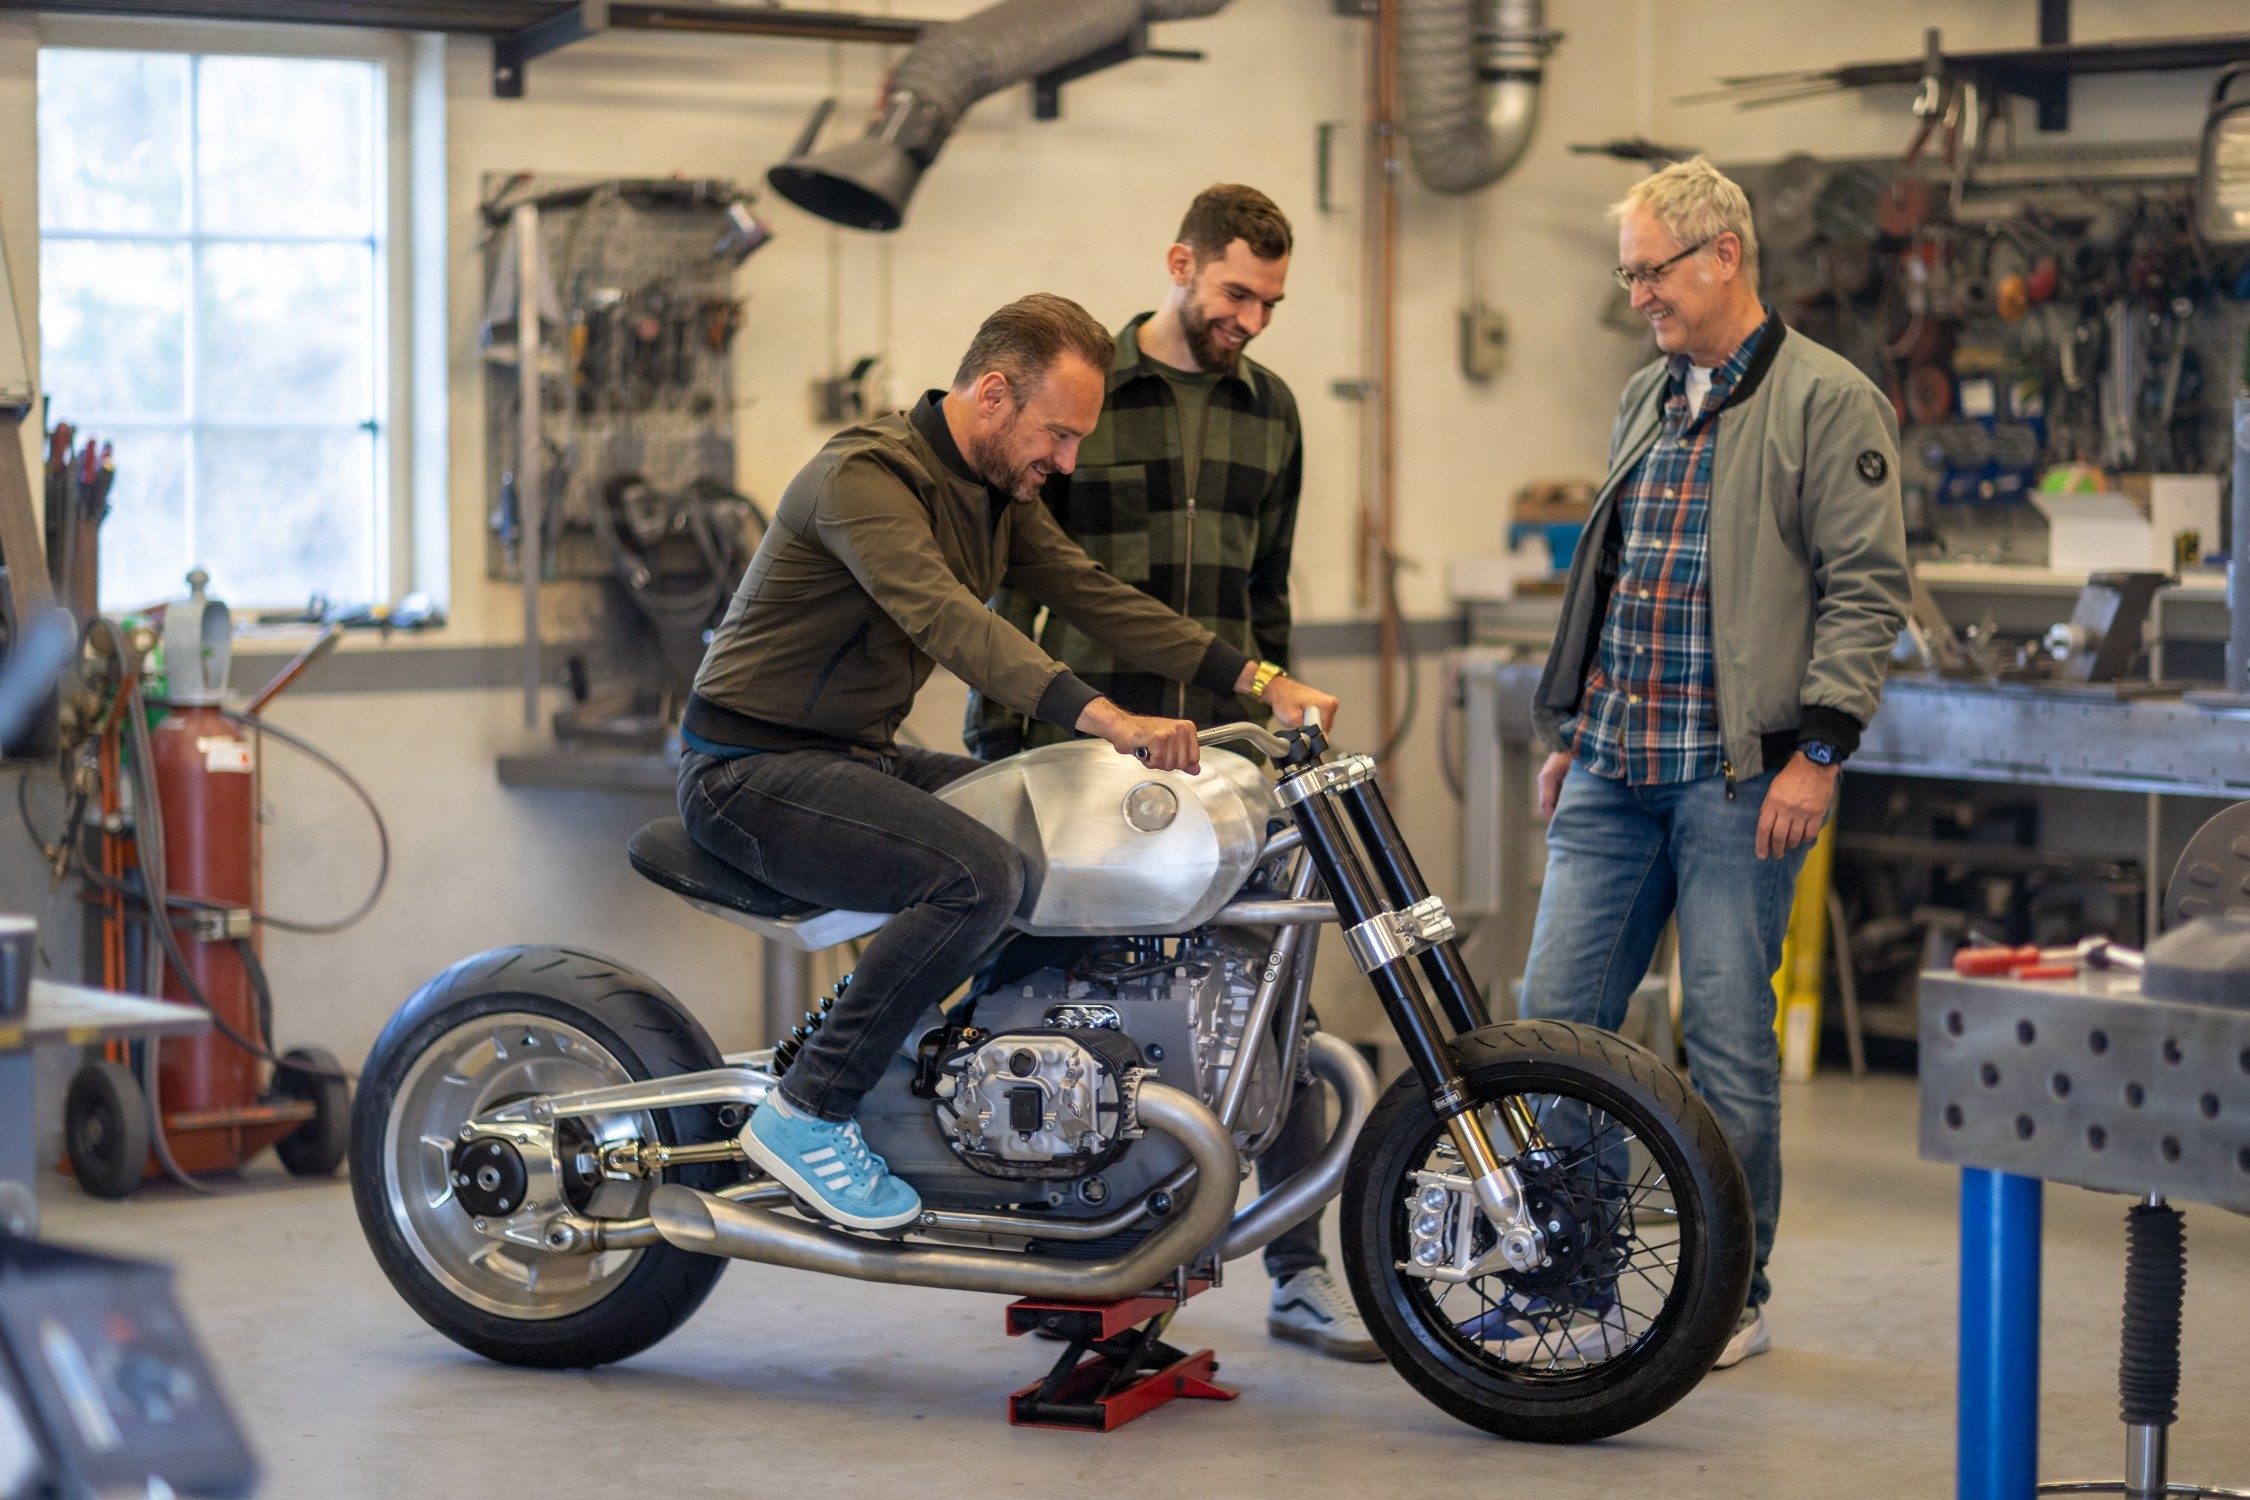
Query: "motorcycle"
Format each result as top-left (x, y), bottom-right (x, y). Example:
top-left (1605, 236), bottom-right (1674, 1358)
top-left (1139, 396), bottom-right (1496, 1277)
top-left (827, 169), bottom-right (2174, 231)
top-left (351, 714), bottom-right (1753, 1442)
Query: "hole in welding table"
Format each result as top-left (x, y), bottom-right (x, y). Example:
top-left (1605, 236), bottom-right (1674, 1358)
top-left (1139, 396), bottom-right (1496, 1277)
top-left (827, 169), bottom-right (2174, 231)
top-left (1980, 1063), bottom-right (2001, 1088)
top-left (2016, 1019), bottom-right (2037, 1046)
top-left (2089, 1125), bottom-right (2109, 1151)
top-left (1944, 1104), bottom-right (1964, 1129)
top-left (2201, 1093), bottom-right (2221, 1121)
top-left (2050, 1073), bottom-right (2073, 1099)
top-left (2091, 1030), bottom-right (2111, 1056)
top-left (2238, 1146), bottom-right (2249, 1174)
top-left (2161, 1137), bottom-right (2182, 1164)
top-left (2163, 1038), bottom-right (2184, 1066)
top-left (1945, 1011), bottom-right (1964, 1037)
top-left (2125, 1082), bottom-right (2146, 1109)
top-left (2014, 1116), bottom-right (2036, 1141)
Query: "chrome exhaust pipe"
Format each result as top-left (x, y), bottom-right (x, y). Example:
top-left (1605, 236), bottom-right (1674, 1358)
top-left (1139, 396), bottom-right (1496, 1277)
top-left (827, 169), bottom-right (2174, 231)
top-left (1220, 1032), bottom-right (1380, 1262)
top-left (647, 1083), bottom-right (1240, 1300)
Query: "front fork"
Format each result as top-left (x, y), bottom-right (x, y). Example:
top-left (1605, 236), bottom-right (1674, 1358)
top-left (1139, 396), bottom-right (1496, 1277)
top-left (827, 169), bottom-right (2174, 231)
top-left (1277, 738), bottom-right (1551, 1272)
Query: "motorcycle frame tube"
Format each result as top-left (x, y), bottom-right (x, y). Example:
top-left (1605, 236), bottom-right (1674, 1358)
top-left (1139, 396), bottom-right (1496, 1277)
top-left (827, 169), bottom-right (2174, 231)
top-left (1334, 778), bottom-right (1492, 1034)
top-left (1282, 775), bottom-right (1475, 1118)
top-left (1214, 853), bottom-right (1321, 1130)
top-left (644, 1084), bottom-right (1240, 1300)
top-left (1219, 1032), bottom-right (1379, 1261)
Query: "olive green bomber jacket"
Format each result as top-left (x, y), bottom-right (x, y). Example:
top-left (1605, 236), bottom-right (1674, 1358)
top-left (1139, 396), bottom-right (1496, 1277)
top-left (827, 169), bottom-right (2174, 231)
top-left (685, 393), bottom-right (1253, 756)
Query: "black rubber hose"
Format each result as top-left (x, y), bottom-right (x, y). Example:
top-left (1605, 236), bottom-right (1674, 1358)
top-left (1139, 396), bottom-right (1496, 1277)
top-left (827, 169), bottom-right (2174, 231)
top-left (2118, 1200), bottom-right (2186, 1428)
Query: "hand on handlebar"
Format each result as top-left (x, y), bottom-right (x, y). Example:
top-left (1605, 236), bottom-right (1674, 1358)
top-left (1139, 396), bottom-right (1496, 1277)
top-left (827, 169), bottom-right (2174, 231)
top-left (1262, 675), bottom-right (1339, 732)
top-left (1078, 698), bottom-right (1201, 773)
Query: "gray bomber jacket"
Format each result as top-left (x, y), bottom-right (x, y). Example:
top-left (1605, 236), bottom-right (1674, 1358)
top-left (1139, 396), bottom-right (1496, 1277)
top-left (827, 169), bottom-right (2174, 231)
top-left (1534, 314), bottom-right (1912, 779)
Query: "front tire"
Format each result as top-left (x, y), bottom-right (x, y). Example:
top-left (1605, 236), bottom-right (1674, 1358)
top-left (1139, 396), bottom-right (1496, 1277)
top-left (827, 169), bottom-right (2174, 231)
top-left (1342, 1020), bottom-right (1753, 1443)
top-left (351, 946), bottom-right (733, 1368)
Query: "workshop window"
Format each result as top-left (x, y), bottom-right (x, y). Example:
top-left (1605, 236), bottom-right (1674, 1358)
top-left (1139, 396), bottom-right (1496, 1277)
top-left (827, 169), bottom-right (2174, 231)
top-left (37, 46), bottom-right (388, 612)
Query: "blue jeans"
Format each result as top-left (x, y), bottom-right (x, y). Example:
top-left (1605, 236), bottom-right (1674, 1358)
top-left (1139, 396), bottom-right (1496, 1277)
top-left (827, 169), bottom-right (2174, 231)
top-left (1519, 762), bottom-right (1809, 1309)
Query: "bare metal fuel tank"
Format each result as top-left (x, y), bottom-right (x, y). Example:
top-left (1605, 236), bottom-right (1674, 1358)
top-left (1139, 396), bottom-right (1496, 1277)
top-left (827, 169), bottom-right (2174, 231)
top-left (937, 740), bottom-right (1278, 935)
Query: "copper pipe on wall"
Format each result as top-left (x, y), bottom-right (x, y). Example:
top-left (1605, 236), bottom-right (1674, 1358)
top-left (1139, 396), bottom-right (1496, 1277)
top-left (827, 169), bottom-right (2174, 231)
top-left (1359, 0), bottom-right (1402, 778)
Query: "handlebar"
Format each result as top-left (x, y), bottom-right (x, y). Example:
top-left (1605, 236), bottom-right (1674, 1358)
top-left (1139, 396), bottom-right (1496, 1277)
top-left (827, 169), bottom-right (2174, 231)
top-left (1138, 709), bottom-right (1326, 765)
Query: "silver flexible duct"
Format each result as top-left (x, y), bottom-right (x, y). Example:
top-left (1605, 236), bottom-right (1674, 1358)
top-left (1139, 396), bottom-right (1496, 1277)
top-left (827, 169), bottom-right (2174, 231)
top-left (769, 0), bottom-right (1234, 230)
top-left (1398, 0), bottom-right (1553, 195)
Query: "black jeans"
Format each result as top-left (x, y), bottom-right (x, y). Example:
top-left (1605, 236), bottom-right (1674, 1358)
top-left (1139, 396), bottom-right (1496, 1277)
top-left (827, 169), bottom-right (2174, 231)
top-left (678, 745), bottom-right (1024, 1123)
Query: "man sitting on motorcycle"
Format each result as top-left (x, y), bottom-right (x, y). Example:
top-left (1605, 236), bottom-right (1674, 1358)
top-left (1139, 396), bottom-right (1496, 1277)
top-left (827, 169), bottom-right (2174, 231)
top-left (677, 292), bottom-right (1341, 1231)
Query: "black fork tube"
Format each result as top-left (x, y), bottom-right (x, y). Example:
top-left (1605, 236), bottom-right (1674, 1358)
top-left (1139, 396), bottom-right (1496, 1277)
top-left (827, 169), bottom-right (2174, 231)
top-left (1284, 779), bottom-right (1475, 1118)
top-left (1334, 778), bottom-right (1492, 1034)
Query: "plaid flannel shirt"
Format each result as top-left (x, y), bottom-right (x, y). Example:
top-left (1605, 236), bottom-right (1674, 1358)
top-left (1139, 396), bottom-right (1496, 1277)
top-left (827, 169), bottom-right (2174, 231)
top-left (964, 311), bottom-right (1303, 756)
top-left (1561, 323), bottom-right (1766, 785)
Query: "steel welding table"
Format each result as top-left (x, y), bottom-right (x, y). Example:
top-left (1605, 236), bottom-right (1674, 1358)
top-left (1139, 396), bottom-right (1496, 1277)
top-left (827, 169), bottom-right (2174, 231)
top-left (1918, 964), bottom-right (2250, 1500)
top-left (0, 980), bottom-right (207, 1237)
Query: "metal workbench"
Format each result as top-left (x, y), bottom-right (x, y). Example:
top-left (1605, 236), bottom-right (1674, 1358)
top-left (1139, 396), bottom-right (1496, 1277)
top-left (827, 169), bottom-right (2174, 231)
top-left (1919, 964), bottom-right (2250, 1499)
top-left (1457, 652), bottom-right (2250, 997)
top-left (0, 980), bottom-right (207, 1236)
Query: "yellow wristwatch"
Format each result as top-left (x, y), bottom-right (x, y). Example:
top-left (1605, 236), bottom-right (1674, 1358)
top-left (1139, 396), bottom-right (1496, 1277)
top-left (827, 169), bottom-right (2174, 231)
top-left (1248, 660), bottom-right (1286, 699)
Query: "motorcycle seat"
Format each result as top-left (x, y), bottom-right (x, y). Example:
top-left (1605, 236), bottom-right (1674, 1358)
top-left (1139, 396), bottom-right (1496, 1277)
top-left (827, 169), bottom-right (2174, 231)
top-left (628, 817), bottom-right (820, 921)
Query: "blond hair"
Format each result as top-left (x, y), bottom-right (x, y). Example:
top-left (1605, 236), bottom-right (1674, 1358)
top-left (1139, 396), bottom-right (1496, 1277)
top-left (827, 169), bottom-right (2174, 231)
top-left (1610, 156), bottom-right (1759, 294)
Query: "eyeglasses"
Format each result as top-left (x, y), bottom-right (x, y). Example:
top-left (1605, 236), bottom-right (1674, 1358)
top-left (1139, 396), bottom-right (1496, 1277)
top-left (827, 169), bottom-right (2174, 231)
top-left (1612, 237), bottom-right (1713, 292)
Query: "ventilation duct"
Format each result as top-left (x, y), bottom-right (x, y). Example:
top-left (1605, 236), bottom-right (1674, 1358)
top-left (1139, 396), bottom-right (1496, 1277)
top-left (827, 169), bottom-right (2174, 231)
top-left (770, 0), bottom-right (1233, 231)
top-left (1399, 0), bottom-right (1554, 194)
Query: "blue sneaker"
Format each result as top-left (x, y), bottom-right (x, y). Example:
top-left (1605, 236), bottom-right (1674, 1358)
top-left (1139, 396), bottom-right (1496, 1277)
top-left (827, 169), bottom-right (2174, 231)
top-left (742, 1096), bottom-right (921, 1232)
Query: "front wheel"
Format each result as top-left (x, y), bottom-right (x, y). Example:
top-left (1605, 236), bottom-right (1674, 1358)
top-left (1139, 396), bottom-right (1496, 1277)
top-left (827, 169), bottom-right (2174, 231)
top-left (1341, 1020), bottom-right (1753, 1444)
top-left (350, 946), bottom-right (734, 1368)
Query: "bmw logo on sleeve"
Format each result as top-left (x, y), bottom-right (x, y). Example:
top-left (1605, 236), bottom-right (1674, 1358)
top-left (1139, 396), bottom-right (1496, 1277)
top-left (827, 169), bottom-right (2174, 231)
top-left (1855, 450), bottom-right (1889, 485)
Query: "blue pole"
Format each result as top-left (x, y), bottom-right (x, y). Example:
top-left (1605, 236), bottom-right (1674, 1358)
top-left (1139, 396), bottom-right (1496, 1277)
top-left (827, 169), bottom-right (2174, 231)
top-left (1958, 1168), bottom-right (2043, 1500)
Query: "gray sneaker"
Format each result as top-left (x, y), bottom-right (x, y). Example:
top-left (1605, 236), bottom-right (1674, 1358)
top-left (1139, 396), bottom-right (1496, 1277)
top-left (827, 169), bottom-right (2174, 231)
top-left (1268, 1268), bottom-right (1384, 1363)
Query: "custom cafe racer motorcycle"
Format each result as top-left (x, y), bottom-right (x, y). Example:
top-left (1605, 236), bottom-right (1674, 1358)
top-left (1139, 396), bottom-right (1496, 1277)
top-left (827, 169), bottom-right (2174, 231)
top-left (352, 714), bottom-right (1752, 1441)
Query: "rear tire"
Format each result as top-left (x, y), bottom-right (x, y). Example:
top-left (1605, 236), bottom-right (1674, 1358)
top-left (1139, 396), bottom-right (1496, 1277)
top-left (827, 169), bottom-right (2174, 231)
top-left (1342, 1020), bottom-right (1752, 1443)
top-left (65, 1059), bottom-right (149, 1201)
top-left (351, 946), bottom-right (734, 1368)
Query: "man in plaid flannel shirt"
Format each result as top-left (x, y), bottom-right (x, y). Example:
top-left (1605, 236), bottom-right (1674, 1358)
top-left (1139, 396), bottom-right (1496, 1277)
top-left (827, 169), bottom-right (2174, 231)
top-left (962, 187), bottom-right (1376, 1363)
top-left (1523, 159), bottom-right (1909, 1375)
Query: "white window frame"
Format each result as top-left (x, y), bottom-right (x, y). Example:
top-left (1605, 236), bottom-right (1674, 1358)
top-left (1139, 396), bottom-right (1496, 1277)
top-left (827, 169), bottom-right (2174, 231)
top-left (35, 16), bottom-right (417, 609)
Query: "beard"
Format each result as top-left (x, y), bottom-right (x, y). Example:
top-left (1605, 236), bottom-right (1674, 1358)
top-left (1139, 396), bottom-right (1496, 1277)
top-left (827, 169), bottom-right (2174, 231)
top-left (962, 425), bottom-right (1045, 502)
top-left (1180, 298), bottom-right (1244, 374)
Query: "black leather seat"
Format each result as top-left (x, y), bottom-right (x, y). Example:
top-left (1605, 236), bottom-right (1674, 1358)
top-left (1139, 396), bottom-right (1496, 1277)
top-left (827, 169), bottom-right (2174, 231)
top-left (628, 817), bottom-right (820, 921)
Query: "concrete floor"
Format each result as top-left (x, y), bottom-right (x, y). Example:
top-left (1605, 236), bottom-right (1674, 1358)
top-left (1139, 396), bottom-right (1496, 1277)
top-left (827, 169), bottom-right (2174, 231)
top-left (35, 1073), bottom-right (2250, 1500)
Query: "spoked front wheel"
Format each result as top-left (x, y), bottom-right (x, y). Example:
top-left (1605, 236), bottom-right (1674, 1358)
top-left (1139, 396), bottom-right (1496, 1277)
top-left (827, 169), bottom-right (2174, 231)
top-left (1342, 1020), bottom-right (1753, 1443)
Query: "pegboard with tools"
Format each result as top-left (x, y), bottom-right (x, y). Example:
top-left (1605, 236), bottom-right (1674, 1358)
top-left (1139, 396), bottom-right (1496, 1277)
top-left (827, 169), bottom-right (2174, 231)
top-left (1723, 144), bottom-right (2250, 559)
top-left (479, 173), bottom-right (770, 585)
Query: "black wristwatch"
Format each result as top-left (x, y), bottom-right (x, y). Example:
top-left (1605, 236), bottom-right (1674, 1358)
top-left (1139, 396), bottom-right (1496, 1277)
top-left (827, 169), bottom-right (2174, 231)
top-left (1798, 738), bottom-right (1841, 768)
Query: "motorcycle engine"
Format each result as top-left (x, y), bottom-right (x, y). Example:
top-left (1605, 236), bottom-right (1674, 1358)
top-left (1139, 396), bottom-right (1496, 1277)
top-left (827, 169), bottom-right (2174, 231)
top-left (931, 1029), bottom-right (1145, 1180)
top-left (925, 930), bottom-right (1286, 1186)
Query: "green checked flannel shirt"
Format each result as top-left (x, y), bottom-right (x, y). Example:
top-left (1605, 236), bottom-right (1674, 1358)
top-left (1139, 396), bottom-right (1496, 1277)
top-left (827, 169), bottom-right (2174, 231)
top-left (964, 312), bottom-right (1304, 758)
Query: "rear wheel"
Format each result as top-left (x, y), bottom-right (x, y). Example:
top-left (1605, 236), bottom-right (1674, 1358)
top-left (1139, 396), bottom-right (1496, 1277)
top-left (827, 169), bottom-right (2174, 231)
top-left (350, 947), bottom-right (734, 1368)
top-left (1342, 1020), bottom-right (1752, 1443)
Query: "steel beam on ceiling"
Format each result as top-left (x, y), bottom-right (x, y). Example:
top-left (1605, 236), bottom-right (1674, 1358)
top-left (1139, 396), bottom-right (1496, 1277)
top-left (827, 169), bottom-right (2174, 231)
top-left (491, 0), bottom-right (925, 96)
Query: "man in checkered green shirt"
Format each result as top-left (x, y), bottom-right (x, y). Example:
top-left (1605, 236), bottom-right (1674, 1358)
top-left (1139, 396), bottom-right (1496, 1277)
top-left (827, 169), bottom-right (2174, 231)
top-left (964, 185), bottom-right (1302, 758)
top-left (965, 187), bottom-right (1375, 1363)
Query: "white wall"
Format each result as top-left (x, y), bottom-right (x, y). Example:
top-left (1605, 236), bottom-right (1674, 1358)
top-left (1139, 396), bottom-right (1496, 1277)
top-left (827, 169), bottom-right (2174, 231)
top-left (13, 0), bottom-right (2250, 1092)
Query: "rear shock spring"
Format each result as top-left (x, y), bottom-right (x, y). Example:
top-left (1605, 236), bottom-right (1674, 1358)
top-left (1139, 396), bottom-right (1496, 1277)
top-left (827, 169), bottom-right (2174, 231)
top-left (769, 973), bottom-right (851, 1076)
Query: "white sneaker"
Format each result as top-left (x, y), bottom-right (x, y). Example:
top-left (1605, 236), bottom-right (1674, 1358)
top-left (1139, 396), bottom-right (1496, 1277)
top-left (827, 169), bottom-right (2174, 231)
top-left (1712, 1306), bottom-right (1770, 1369)
top-left (1497, 1304), bottom-right (1633, 1367)
top-left (1268, 1268), bottom-right (1384, 1363)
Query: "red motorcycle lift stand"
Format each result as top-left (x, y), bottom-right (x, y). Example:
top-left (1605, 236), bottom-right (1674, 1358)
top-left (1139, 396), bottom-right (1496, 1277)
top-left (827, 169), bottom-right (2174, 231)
top-left (1004, 1282), bottom-right (1237, 1432)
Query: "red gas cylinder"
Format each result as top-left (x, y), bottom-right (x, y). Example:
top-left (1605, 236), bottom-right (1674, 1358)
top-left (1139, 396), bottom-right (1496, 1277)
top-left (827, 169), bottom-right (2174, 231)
top-left (149, 703), bottom-right (262, 1159)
